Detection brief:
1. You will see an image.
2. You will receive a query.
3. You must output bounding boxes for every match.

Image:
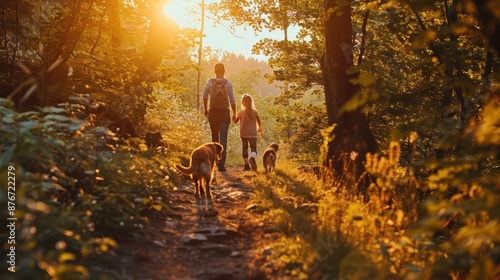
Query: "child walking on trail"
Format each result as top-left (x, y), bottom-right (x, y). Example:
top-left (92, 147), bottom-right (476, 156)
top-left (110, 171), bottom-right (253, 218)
top-left (234, 94), bottom-right (262, 171)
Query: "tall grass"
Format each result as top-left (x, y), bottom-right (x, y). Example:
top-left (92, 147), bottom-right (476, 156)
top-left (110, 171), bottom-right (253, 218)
top-left (248, 137), bottom-right (499, 279)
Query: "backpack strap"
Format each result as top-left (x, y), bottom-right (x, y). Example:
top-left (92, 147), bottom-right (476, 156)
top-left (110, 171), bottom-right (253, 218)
top-left (211, 78), bottom-right (227, 85)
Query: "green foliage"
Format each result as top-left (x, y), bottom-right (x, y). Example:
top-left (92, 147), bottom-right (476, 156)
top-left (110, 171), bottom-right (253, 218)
top-left (143, 83), bottom-right (209, 146)
top-left (405, 96), bottom-right (500, 279)
top-left (288, 103), bottom-right (328, 163)
top-left (213, 0), bottom-right (324, 96)
top-left (212, 0), bottom-right (326, 145)
top-left (249, 128), bottom-right (499, 279)
top-left (0, 99), bottom-right (178, 279)
top-left (269, 236), bottom-right (316, 280)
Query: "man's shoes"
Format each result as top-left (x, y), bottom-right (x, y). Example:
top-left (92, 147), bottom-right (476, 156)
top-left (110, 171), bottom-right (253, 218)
top-left (243, 163), bottom-right (250, 171)
top-left (249, 157), bottom-right (257, 171)
top-left (218, 165), bottom-right (227, 172)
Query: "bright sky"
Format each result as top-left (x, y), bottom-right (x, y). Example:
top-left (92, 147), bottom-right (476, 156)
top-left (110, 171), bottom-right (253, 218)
top-left (162, 0), bottom-right (285, 61)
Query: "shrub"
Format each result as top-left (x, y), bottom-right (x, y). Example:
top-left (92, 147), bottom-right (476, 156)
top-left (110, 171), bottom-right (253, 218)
top-left (0, 98), bottom-right (176, 279)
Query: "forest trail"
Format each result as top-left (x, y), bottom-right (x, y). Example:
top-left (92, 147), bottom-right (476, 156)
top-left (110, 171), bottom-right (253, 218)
top-left (107, 166), bottom-right (278, 280)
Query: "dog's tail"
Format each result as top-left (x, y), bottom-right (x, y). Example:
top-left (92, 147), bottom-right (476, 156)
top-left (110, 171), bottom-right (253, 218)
top-left (174, 164), bottom-right (194, 176)
top-left (264, 154), bottom-right (275, 162)
top-left (269, 153), bottom-right (276, 161)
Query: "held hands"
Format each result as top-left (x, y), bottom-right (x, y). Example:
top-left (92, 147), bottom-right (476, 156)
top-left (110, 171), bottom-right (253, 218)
top-left (232, 114), bottom-right (237, 123)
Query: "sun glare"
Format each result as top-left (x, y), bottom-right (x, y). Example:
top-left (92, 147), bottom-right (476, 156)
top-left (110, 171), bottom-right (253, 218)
top-left (162, 1), bottom-right (191, 28)
top-left (160, 0), bottom-right (265, 59)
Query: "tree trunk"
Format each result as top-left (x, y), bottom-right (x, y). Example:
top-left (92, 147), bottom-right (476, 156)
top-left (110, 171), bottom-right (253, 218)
top-left (473, 0), bottom-right (500, 54)
top-left (48, 0), bottom-right (95, 65)
top-left (196, 0), bottom-right (205, 112)
top-left (9, 0), bottom-right (20, 84)
top-left (436, 0), bottom-right (467, 159)
top-left (107, 0), bottom-right (122, 52)
top-left (321, 0), bottom-right (378, 183)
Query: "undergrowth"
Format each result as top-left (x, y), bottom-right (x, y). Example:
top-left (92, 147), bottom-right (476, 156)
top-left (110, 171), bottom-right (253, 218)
top-left (0, 95), bottom-right (196, 279)
top-left (250, 127), bottom-right (499, 279)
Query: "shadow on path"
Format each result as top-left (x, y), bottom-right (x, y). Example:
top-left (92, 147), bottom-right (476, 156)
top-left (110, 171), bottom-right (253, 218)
top-left (106, 166), bottom-right (273, 280)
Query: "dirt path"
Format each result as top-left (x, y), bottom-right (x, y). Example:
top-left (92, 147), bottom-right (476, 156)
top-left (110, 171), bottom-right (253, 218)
top-left (108, 166), bottom-right (278, 280)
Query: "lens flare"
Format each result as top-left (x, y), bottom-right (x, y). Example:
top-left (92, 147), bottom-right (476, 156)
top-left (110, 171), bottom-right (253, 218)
top-left (162, 0), bottom-right (190, 28)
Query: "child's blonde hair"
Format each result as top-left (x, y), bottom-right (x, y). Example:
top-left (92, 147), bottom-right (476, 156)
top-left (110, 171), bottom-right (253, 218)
top-left (241, 94), bottom-right (254, 111)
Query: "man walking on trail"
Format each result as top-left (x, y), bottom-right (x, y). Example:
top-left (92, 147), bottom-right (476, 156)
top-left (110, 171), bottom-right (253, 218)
top-left (202, 63), bottom-right (237, 172)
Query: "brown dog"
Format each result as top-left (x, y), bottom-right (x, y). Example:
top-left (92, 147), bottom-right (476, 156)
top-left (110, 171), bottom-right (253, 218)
top-left (174, 142), bottom-right (223, 198)
top-left (263, 143), bottom-right (279, 173)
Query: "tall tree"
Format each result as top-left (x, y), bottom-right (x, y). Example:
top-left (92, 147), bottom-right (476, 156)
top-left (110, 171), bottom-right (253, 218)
top-left (322, 0), bottom-right (378, 180)
top-left (213, 0), bottom-right (378, 180)
top-left (213, 0), bottom-right (323, 99)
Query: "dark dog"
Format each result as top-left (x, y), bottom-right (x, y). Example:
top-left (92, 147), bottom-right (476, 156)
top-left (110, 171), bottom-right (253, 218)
top-left (174, 142), bottom-right (223, 198)
top-left (263, 143), bottom-right (279, 173)
top-left (145, 132), bottom-right (164, 148)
